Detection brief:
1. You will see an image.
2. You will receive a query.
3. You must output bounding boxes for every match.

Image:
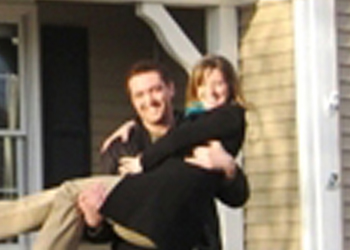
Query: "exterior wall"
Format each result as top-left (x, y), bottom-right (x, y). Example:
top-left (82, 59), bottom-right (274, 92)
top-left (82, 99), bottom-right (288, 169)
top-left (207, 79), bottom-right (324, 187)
top-left (238, 1), bottom-right (301, 250)
top-left (337, 1), bottom-right (350, 249)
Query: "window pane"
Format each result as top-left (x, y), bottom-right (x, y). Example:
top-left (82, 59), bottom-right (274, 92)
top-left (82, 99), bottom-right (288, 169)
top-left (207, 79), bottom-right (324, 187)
top-left (0, 137), bottom-right (18, 199)
top-left (0, 24), bottom-right (20, 130)
top-left (0, 24), bottom-right (18, 74)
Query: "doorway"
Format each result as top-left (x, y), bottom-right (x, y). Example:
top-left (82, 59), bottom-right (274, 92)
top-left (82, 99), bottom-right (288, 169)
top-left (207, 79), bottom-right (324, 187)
top-left (41, 26), bottom-right (91, 188)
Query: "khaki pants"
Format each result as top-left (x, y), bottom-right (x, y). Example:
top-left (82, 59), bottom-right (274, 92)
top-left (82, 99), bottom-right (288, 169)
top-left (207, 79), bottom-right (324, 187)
top-left (0, 175), bottom-right (121, 250)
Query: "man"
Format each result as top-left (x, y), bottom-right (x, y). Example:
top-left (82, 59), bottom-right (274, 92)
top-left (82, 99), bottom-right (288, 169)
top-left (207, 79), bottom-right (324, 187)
top-left (79, 60), bottom-right (249, 250)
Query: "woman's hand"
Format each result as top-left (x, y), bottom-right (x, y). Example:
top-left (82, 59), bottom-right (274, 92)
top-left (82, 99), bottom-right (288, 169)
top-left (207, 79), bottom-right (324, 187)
top-left (78, 183), bottom-right (107, 227)
top-left (185, 140), bottom-right (237, 179)
top-left (100, 120), bottom-right (136, 152)
top-left (119, 156), bottom-right (143, 175)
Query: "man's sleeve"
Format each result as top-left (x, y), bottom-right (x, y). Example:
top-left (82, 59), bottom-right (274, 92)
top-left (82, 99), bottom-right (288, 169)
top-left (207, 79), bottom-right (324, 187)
top-left (84, 139), bottom-right (127, 242)
top-left (99, 138), bottom-right (126, 174)
top-left (215, 167), bottom-right (250, 207)
top-left (83, 220), bottom-right (121, 243)
top-left (141, 105), bottom-right (245, 171)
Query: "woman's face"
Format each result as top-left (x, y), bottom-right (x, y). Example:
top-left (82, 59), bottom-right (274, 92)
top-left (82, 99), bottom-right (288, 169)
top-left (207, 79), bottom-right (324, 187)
top-left (197, 68), bottom-right (230, 110)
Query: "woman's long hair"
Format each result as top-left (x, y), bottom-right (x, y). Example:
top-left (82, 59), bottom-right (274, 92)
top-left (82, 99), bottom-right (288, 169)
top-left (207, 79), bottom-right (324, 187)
top-left (185, 54), bottom-right (246, 108)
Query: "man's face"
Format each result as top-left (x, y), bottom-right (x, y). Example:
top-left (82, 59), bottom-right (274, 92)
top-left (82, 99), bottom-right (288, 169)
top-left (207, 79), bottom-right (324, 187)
top-left (128, 71), bottom-right (174, 126)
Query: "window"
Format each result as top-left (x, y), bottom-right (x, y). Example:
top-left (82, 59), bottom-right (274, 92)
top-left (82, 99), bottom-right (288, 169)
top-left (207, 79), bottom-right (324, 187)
top-left (0, 24), bottom-right (22, 199)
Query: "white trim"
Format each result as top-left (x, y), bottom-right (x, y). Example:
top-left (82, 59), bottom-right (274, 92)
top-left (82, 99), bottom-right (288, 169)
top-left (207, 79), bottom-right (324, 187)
top-left (22, 5), bottom-right (43, 194)
top-left (136, 3), bottom-right (201, 71)
top-left (0, 131), bottom-right (26, 136)
top-left (19, 5), bottom-right (43, 248)
top-left (293, 0), bottom-right (343, 250)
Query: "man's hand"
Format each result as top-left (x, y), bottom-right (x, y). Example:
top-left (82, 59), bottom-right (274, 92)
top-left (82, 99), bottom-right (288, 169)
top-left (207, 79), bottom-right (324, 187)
top-left (119, 156), bottom-right (143, 175)
top-left (78, 183), bottom-right (107, 228)
top-left (185, 140), bottom-right (237, 179)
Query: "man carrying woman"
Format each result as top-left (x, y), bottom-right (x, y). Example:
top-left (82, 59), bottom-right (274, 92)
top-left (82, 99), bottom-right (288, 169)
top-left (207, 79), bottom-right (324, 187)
top-left (0, 55), bottom-right (249, 250)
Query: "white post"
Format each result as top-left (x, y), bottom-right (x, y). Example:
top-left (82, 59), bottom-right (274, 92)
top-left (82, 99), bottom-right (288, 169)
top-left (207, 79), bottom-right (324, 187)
top-left (206, 6), bottom-right (244, 250)
top-left (136, 3), bottom-right (201, 72)
top-left (22, 5), bottom-right (44, 194)
top-left (206, 6), bottom-right (238, 66)
top-left (293, 0), bottom-right (343, 250)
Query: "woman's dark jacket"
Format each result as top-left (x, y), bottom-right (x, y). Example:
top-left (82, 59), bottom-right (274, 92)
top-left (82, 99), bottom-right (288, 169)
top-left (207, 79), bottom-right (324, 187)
top-left (100, 104), bottom-right (249, 250)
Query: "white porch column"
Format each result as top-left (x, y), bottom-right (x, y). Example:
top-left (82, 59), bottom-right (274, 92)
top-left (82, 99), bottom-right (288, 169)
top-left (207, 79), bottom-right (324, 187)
top-left (206, 6), bottom-right (243, 250)
top-left (136, 3), bottom-right (201, 72)
top-left (206, 6), bottom-right (238, 66)
top-left (293, 0), bottom-right (343, 250)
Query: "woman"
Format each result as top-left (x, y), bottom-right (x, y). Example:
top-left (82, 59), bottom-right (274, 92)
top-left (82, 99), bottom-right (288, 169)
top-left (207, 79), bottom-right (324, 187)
top-left (97, 54), bottom-right (248, 250)
top-left (0, 55), bottom-right (248, 250)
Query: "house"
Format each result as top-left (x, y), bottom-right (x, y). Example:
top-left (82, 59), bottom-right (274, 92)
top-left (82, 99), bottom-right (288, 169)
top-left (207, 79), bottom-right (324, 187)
top-left (0, 0), bottom-right (347, 250)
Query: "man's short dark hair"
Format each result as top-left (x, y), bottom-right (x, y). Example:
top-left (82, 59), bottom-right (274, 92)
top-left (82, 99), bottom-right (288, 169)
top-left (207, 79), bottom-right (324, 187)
top-left (125, 60), bottom-right (173, 91)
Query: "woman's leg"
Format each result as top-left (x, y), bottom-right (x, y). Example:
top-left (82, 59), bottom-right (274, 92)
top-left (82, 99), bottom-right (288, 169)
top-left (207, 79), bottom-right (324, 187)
top-left (33, 175), bottom-right (122, 250)
top-left (100, 160), bottom-right (221, 250)
top-left (0, 188), bottom-right (58, 239)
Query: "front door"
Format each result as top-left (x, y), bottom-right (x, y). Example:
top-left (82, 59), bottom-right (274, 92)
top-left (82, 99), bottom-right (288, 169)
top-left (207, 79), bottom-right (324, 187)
top-left (41, 26), bottom-right (91, 188)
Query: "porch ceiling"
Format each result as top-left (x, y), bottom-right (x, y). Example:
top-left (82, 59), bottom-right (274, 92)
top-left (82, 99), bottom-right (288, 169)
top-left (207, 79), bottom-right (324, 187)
top-left (37, 0), bottom-right (261, 7)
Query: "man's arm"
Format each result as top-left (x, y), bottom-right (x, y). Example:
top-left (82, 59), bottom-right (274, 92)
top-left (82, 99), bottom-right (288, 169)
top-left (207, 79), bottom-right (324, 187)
top-left (216, 167), bottom-right (250, 207)
top-left (99, 138), bottom-right (127, 175)
top-left (185, 141), bottom-right (250, 207)
top-left (80, 140), bottom-right (123, 243)
top-left (100, 120), bottom-right (136, 152)
top-left (81, 135), bottom-right (138, 242)
top-left (140, 105), bottom-right (245, 171)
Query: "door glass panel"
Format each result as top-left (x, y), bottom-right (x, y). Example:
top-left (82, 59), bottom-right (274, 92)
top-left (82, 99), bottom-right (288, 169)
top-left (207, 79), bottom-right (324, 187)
top-left (0, 24), bottom-right (19, 130)
top-left (0, 137), bottom-right (18, 198)
top-left (0, 24), bottom-right (21, 198)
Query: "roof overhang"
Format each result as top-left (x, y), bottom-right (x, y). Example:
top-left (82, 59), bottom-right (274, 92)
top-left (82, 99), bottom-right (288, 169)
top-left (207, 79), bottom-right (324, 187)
top-left (35, 0), bottom-right (270, 7)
